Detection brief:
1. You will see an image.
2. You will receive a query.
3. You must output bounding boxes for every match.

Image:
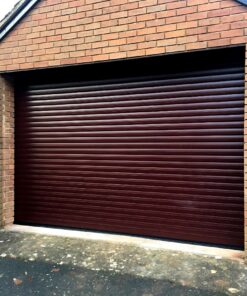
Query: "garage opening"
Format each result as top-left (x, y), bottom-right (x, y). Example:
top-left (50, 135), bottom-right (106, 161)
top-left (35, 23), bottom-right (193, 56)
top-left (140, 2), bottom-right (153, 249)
top-left (14, 46), bottom-right (245, 248)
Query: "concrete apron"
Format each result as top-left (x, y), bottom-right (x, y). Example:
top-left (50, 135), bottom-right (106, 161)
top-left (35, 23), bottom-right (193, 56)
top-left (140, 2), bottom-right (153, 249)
top-left (0, 225), bottom-right (246, 296)
top-left (5, 225), bottom-right (244, 260)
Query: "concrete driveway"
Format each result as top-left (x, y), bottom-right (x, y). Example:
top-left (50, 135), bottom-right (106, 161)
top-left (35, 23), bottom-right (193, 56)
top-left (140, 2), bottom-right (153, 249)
top-left (0, 227), bottom-right (246, 296)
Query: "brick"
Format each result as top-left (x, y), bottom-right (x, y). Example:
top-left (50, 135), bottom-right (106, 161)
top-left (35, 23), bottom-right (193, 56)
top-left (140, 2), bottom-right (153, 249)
top-left (166, 44), bottom-right (186, 53)
top-left (198, 2), bottom-right (220, 12)
top-left (157, 38), bottom-right (176, 47)
top-left (137, 27), bottom-right (156, 36)
top-left (177, 6), bottom-right (197, 16)
top-left (177, 21), bottom-right (198, 30)
top-left (199, 32), bottom-right (220, 41)
top-left (208, 8), bottom-right (230, 18)
top-left (177, 35), bottom-right (198, 44)
top-left (166, 15), bottom-right (186, 24)
top-left (137, 14), bottom-right (155, 22)
top-left (207, 38), bottom-right (231, 47)
top-left (167, 1), bottom-right (186, 9)
top-left (165, 30), bottom-right (185, 38)
top-left (127, 36), bottom-right (145, 44)
top-left (145, 47), bottom-right (165, 55)
top-left (62, 33), bottom-right (77, 40)
top-left (109, 52), bottom-right (127, 60)
top-left (186, 27), bottom-right (207, 36)
top-left (156, 24), bottom-right (176, 33)
top-left (61, 7), bottom-right (77, 16)
top-left (185, 41), bottom-right (207, 50)
top-left (221, 29), bottom-right (244, 38)
top-left (187, 11), bottom-right (207, 21)
top-left (127, 49), bottom-right (146, 58)
top-left (139, 0), bottom-right (158, 8)
top-left (147, 4), bottom-right (166, 13)
top-left (208, 23), bottom-right (231, 33)
top-left (231, 21), bottom-right (247, 29)
top-left (199, 17), bottom-right (220, 26)
top-left (102, 33), bottom-right (119, 41)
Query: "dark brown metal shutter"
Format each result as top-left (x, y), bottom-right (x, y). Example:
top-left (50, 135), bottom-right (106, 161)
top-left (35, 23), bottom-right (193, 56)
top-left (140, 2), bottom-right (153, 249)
top-left (15, 66), bottom-right (244, 248)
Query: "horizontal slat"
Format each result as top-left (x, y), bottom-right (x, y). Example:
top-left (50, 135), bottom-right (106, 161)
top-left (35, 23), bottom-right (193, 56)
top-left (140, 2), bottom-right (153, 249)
top-left (15, 159), bottom-right (243, 169)
top-left (26, 87), bottom-right (244, 103)
top-left (18, 107), bottom-right (244, 123)
top-left (14, 121), bottom-right (244, 133)
top-left (15, 169), bottom-right (243, 183)
top-left (15, 114), bottom-right (244, 127)
top-left (27, 70), bottom-right (244, 95)
top-left (15, 215), bottom-right (243, 247)
top-left (15, 215), bottom-right (241, 246)
top-left (17, 174), bottom-right (243, 190)
top-left (15, 164), bottom-right (244, 178)
top-left (17, 193), bottom-right (243, 215)
top-left (15, 142), bottom-right (244, 150)
top-left (15, 186), bottom-right (243, 204)
top-left (15, 207), bottom-right (242, 233)
top-left (15, 148), bottom-right (243, 157)
top-left (26, 83), bottom-right (244, 105)
top-left (16, 181), bottom-right (243, 197)
top-left (15, 135), bottom-right (243, 144)
top-left (21, 102), bottom-right (245, 119)
top-left (22, 94), bottom-right (244, 110)
top-left (16, 191), bottom-right (243, 209)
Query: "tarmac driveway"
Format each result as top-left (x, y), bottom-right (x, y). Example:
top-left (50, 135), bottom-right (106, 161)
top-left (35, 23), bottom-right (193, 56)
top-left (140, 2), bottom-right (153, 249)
top-left (0, 228), bottom-right (246, 296)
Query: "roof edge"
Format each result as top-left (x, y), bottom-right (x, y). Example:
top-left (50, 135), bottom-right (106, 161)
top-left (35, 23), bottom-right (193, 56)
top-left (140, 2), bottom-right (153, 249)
top-left (0, 0), bottom-right (40, 41)
top-left (236, 0), bottom-right (247, 5)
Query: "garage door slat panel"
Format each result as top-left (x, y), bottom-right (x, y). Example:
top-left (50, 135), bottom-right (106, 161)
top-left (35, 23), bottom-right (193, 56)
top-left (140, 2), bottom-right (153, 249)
top-left (17, 198), bottom-right (243, 218)
top-left (28, 67), bottom-right (243, 89)
top-left (16, 175), bottom-right (243, 191)
top-left (15, 148), bottom-right (244, 157)
top-left (15, 209), bottom-right (242, 236)
top-left (25, 84), bottom-right (244, 106)
top-left (19, 108), bottom-right (244, 123)
top-left (23, 94), bottom-right (244, 111)
top-left (16, 187), bottom-right (244, 205)
top-left (14, 121), bottom-right (245, 134)
top-left (15, 129), bottom-right (244, 138)
top-left (27, 69), bottom-right (244, 96)
top-left (22, 100), bottom-right (244, 117)
top-left (15, 135), bottom-right (243, 143)
top-left (15, 166), bottom-right (244, 179)
top-left (16, 202), bottom-right (243, 228)
top-left (13, 214), bottom-right (242, 245)
top-left (15, 215), bottom-right (242, 245)
top-left (15, 114), bottom-right (244, 127)
top-left (15, 159), bottom-right (243, 170)
top-left (15, 140), bottom-right (243, 149)
top-left (15, 66), bottom-right (244, 247)
top-left (15, 215), bottom-right (243, 247)
top-left (16, 180), bottom-right (243, 198)
top-left (15, 169), bottom-right (244, 183)
top-left (20, 98), bottom-right (245, 116)
top-left (16, 187), bottom-right (243, 205)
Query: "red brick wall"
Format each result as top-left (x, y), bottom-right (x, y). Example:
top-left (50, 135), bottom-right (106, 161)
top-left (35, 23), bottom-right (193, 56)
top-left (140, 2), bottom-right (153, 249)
top-left (0, 0), bottom-right (246, 71)
top-left (0, 77), bottom-right (14, 226)
top-left (0, 0), bottom-right (246, 255)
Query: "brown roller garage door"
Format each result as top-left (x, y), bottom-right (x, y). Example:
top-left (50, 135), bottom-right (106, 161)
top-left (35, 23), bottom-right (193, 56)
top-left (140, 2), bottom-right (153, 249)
top-left (15, 65), bottom-right (244, 248)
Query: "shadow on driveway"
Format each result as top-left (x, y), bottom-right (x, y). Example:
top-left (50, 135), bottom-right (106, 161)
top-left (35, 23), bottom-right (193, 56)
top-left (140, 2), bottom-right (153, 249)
top-left (0, 257), bottom-right (228, 296)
